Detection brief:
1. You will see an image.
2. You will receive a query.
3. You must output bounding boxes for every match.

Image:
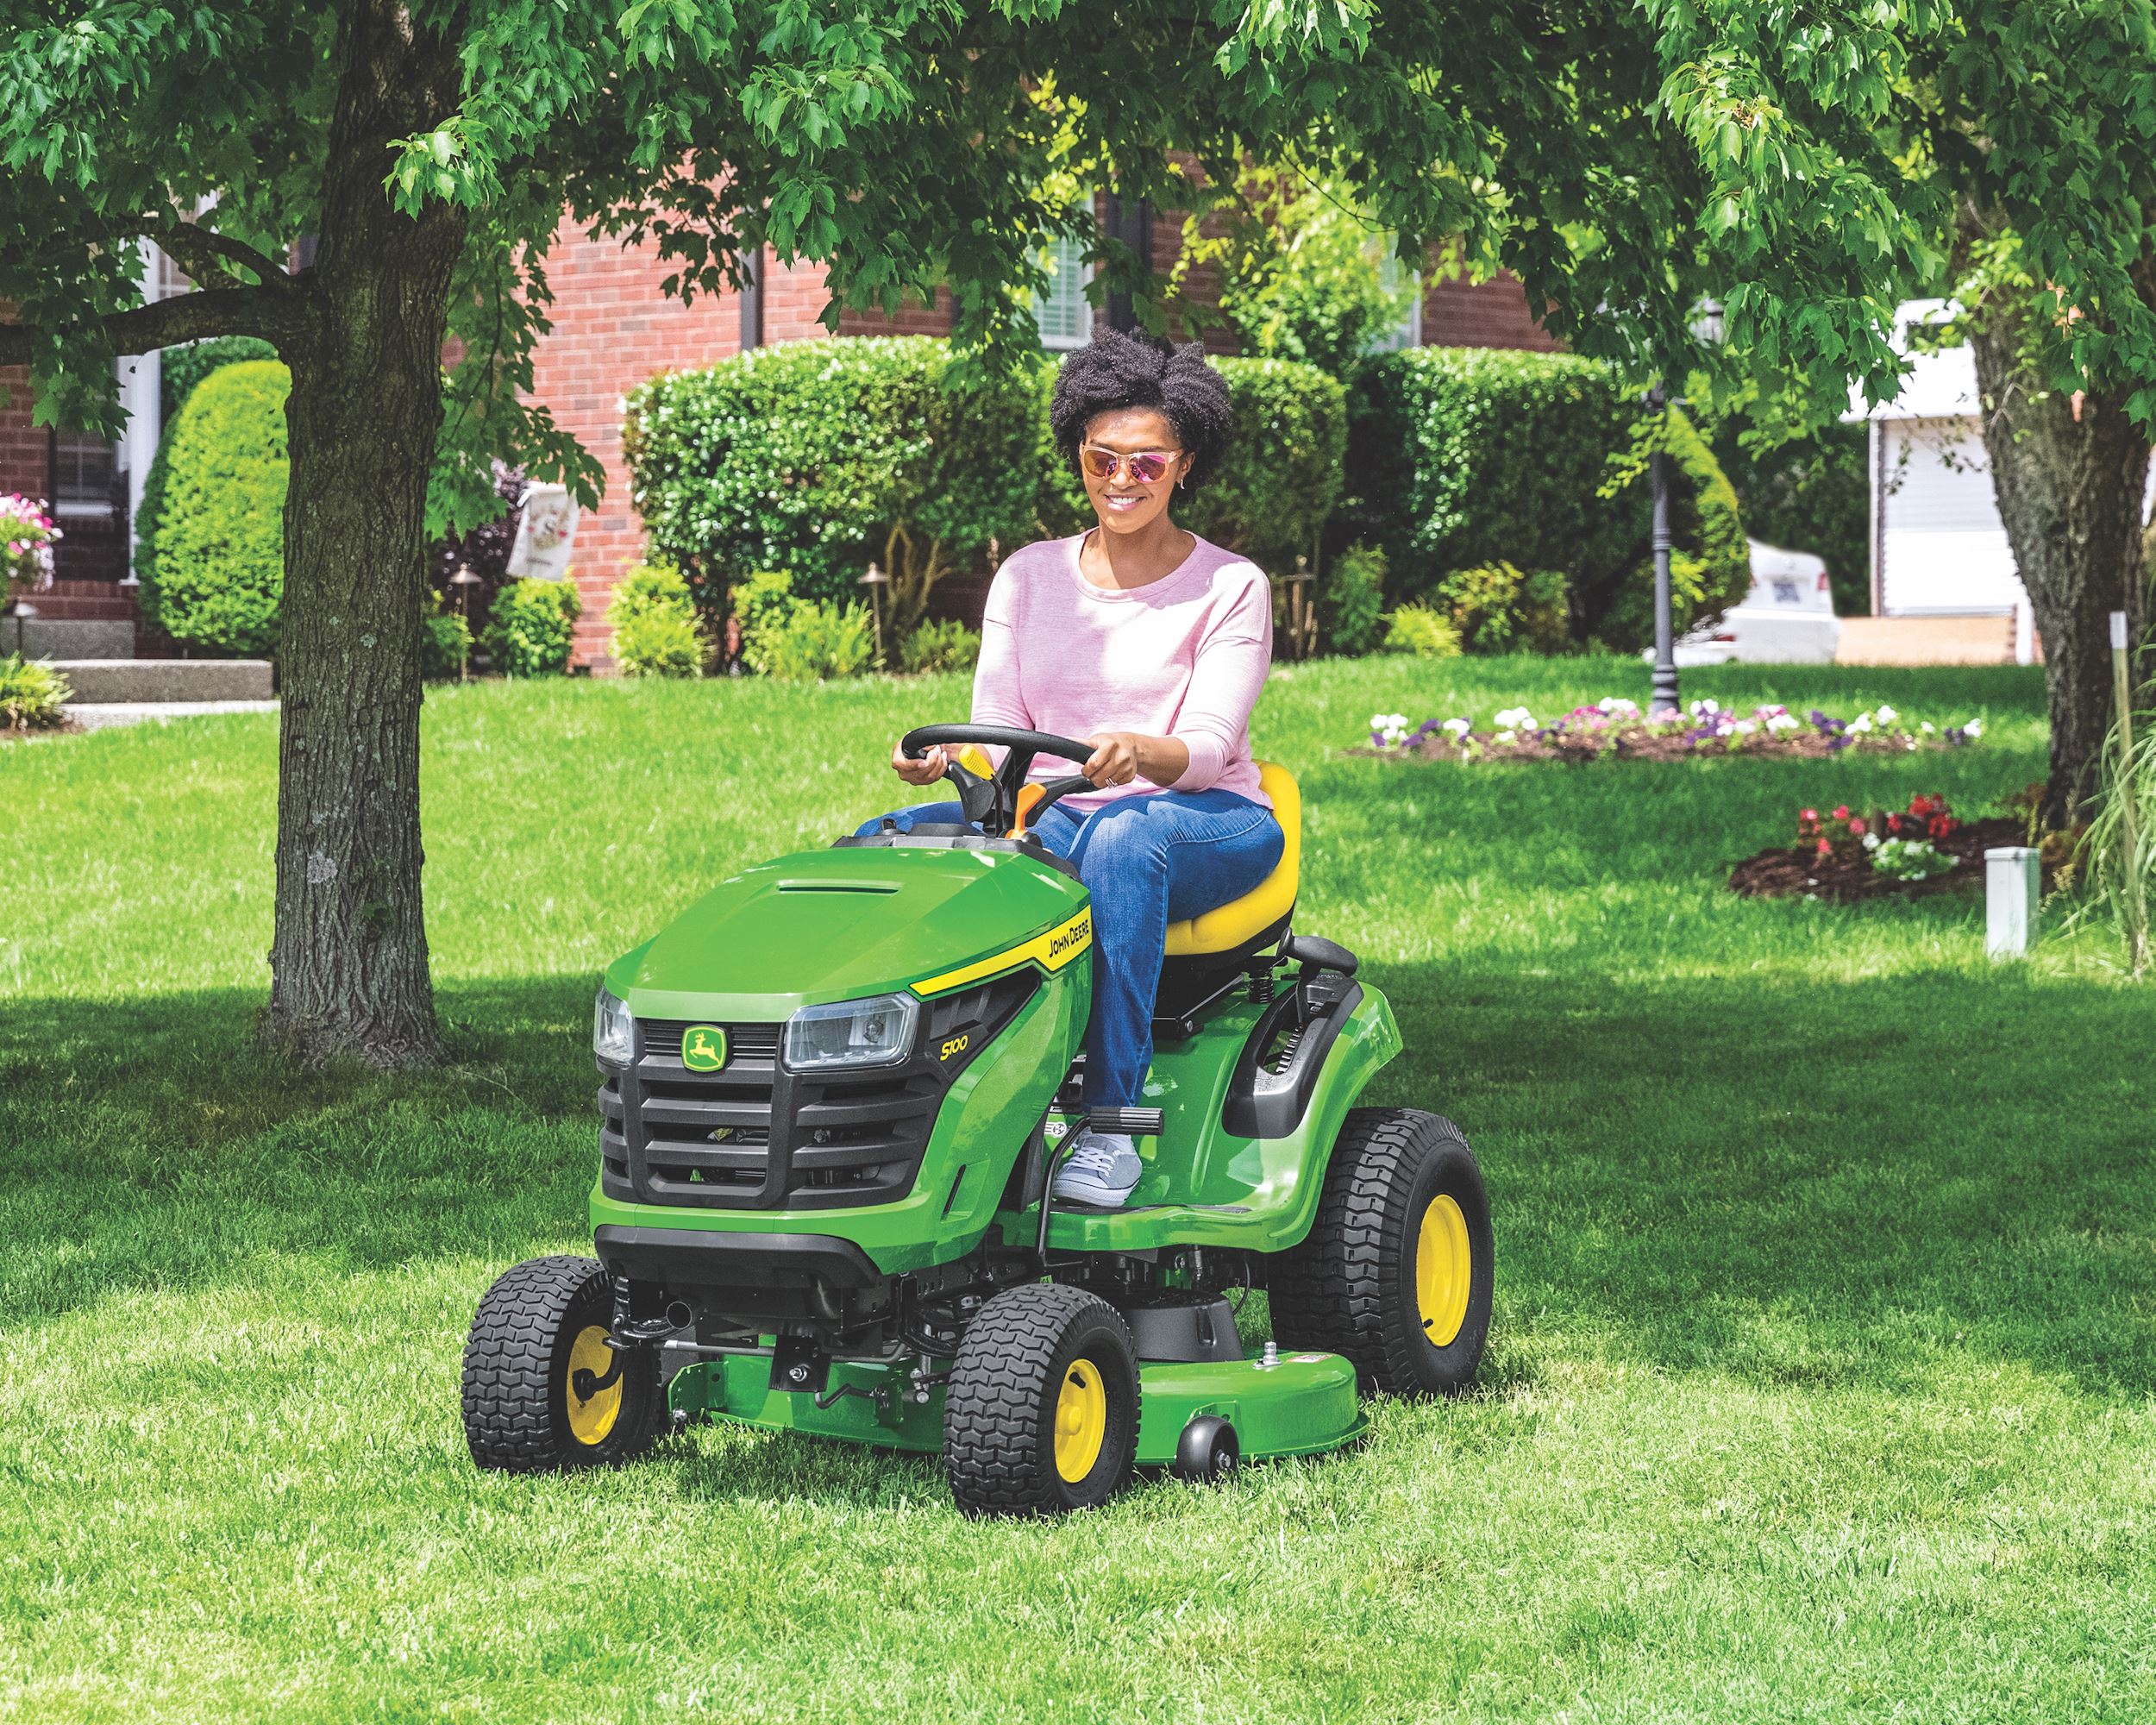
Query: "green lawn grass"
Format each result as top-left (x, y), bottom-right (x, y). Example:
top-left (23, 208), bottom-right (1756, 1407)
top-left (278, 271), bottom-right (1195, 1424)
top-left (4, 658), bottom-right (2153, 1723)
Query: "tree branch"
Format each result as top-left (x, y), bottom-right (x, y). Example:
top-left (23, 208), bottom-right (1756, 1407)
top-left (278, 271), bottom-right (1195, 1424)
top-left (0, 285), bottom-right (310, 367)
top-left (147, 220), bottom-right (299, 297)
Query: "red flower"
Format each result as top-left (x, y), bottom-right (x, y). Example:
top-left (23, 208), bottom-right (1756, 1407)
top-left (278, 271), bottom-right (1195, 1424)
top-left (1887, 813), bottom-right (1902, 834)
top-left (1816, 838), bottom-right (1832, 857)
top-left (1848, 818), bottom-right (1867, 836)
top-left (1800, 808), bottom-right (1818, 824)
top-left (1833, 805), bottom-right (1851, 820)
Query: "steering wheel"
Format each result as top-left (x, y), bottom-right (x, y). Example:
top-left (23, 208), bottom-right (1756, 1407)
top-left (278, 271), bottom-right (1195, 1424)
top-left (899, 724), bottom-right (1102, 840)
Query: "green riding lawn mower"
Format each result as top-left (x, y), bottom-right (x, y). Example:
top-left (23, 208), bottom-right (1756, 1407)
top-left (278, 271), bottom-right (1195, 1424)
top-left (463, 724), bottom-right (1493, 1516)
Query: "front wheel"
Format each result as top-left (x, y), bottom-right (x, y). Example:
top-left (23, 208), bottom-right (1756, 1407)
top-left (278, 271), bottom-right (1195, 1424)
top-left (943, 1283), bottom-right (1139, 1517)
top-left (462, 1255), bottom-right (664, 1471)
top-left (1269, 1108), bottom-right (1493, 1396)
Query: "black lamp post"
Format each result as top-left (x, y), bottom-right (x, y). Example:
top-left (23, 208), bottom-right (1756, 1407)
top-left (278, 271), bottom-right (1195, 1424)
top-left (449, 563), bottom-right (483, 682)
top-left (1646, 384), bottom-right (1679, 716)
top-left (3, 596), bottom-right (34, 657)
top-left (859, 561), bottom-right (890, 665)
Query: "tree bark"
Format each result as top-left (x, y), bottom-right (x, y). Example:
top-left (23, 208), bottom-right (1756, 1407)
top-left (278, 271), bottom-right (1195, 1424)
top-left (265, 3), bottom-right (468, 1065)
top-left (1966, 298), bottom-right (2152, 827)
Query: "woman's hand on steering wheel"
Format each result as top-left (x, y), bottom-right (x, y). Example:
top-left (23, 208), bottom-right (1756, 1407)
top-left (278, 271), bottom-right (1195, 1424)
top-left (1080, 731), bottom-right (1144, 788)
top-left (893, 741), bottom-right (949, 787)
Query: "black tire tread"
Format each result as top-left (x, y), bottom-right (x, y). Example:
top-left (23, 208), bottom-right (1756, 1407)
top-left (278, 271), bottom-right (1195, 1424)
top-left (943, 1283), bottom-right (1137, 1517)
top-left (1269, 1107), bottom-right (1489, 1395)
top-left (462, 1254), bottom-right (660, 1472)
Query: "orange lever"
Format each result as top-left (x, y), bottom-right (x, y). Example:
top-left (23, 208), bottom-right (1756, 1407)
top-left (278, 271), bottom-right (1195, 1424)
top-left (1011, 781), bottom-right (1046, 840)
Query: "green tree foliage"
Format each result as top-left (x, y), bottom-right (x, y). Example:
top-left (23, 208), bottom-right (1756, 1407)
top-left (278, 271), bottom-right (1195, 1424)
top-left (1037, 354), bottom-right (1345, 574)
top-left (606, 561), bottom-right (707, 678)
top-left (1176, 166), bottom-right (1417, 380)
top-left (159, 336), bottom-right (279, 423)
top-left (625, 338), bottom-right (1037, 631)
top-left (1347, 348), bottom-right (1749, 649)
top-left (137, 359), bottom-right (289, 657)
top-left (482, 579), bottom-right (579, 678)
top-left (1705, 416), bottom-right (1871, 618)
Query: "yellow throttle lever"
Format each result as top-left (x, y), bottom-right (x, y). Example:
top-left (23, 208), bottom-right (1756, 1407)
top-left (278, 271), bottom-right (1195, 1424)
top-left (954, 743), bottom-right (995, 781)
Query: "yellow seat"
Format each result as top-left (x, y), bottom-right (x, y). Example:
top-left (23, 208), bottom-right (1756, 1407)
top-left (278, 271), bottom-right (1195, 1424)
top-left (1163, 760), bottom-right (1300, 957)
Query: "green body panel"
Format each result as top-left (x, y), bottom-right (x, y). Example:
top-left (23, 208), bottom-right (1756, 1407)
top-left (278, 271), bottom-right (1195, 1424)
top-left (603, 844), bottom-right (1089, 1019)
top-left (589, 841), bottom-right (1401, 1264)
top-left (667, 1347), bottom-right (1366, 1464)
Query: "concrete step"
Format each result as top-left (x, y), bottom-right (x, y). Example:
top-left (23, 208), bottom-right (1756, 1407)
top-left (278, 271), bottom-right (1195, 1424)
top-left (49, 659), bottom-right (275, 703)
top-left (14, 618), bottom-right (135, 660)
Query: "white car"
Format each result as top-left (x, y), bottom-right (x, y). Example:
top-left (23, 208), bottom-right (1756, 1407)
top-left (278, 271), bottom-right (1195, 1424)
top-left (1669, 538), bottom-right (1842, 666)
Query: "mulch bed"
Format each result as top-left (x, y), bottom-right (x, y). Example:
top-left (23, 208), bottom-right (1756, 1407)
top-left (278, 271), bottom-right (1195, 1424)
top-left (1727, 817), bottom-right (2057, 902)
top-left (0, 719), bottom-right (82, 743)
top-left (1362, 732), bottom-right (1959, 765)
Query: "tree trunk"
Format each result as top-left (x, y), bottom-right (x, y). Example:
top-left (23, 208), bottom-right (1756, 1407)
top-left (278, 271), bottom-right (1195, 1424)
top-left (265, 3), bottom-right (467, 1065)
top-left (1966, 286), bottom-right (2152, 829)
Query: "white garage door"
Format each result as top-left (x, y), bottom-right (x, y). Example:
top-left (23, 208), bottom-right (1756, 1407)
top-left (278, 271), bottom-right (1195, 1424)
top-left (1881, 417), bottom-right (2028, 615)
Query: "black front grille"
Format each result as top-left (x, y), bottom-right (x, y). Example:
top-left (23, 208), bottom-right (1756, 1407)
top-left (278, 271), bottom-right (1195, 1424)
top-left (599, 975), bottom-right (1037, 1211)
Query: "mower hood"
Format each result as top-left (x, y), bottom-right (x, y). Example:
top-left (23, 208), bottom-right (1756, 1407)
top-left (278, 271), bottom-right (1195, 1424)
top-left (608, 844), bottom-right (1089, 1021)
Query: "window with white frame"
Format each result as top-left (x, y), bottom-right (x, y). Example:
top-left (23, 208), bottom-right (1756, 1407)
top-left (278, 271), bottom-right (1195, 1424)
top-left (1365, 250), bottom-right (1423, 353)
top-left (1036, 232), bottom-right (1094, 350)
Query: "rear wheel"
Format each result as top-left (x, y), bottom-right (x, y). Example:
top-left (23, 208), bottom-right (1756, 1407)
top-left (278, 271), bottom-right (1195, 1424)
top-left (1269, 1108), bottom-right (1492, 1396)
top-left (462, 1255), bottom-right (664, 1471)
top-left (943, 1283), bottom-right (1139, 1517)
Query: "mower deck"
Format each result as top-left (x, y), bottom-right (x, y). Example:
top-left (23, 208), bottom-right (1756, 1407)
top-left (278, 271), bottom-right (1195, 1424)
top-left (667, 1346), bottom-right (1366, 1465)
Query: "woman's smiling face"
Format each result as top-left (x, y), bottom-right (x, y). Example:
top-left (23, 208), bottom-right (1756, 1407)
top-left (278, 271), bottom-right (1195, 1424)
top-left (1078, 406), bottom-right (1190, 539)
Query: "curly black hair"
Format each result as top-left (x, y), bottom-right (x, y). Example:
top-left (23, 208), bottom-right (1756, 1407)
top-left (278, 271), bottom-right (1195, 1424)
top-left (1048, 327), bottom-right (1232, 493)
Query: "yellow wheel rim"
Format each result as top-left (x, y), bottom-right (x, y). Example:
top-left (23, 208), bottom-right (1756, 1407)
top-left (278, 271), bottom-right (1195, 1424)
top-left (1415, 1194), bottom-right (1473, 1348)
top-left (1052, 1359), bottom-right (1108, 1484)
top-left (566, 1324), bottom-right (623, 1446)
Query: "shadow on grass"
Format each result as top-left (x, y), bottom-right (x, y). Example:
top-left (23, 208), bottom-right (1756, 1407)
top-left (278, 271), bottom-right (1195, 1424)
top-left (3, 962), bottom-right (2149, 1407)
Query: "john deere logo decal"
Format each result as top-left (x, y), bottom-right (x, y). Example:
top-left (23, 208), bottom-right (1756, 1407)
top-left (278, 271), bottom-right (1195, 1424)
top-left (681, 1026), bottom-right (729, 1071)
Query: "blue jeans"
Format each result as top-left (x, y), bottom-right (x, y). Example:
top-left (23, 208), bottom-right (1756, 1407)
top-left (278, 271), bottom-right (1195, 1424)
top-left (856, 789), bottom-right (1283, 1106)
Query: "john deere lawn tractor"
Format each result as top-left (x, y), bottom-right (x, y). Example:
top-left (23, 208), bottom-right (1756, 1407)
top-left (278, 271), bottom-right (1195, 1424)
top-left (462, 725), bottom-right (1493, 1516)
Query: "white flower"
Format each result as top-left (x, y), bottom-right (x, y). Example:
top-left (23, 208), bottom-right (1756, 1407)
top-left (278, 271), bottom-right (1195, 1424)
top-left (1495, 730), bottom-right (1519, 746)
top-left (1848, 712), bottom-right (1873, 734)
top-left (1920, 721), bottom-right (1936, 735)
top-left (1495, 706), bottom-right (1533, 730)
top-left (1964, 717), bottom-right (1984, 738)
top-left (1766, 712), bottom-right (1799, 733)
top-left (1734, 719), bottom-right (1757, 735)
top-left (1863, 832), bottom-right (1881, 851)
top-left (1369, 711), bottom-right (1408, 731)
top-left (1442, 717), bottom-right (1471, 739)
top-left (1689, 698), bottom-right (1720, 718)
top-left (1876, 705), bottom-right (1898, 725)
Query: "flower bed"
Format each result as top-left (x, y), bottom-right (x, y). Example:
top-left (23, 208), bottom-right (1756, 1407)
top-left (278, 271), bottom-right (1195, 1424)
top-left (1363, 699), bottom-right (1985, 762)
top-left (1728, 793), bottom-right (2065, 902)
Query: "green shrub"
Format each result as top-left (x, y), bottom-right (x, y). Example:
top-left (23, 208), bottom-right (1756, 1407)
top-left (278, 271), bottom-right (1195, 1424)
top-left (1382, 603), bottom-right (1463, 658)
top-left (755, 601), bottom-right (874, 682)
top-left (899, 618), bottom-right (981, 675)
top-left (1318, 542), bottom-right (1388, 656)
top-left (0, 655), bottom-right (71, 730)
top-left (1345, 348), bottom-right (1748, 649)
top-left (607, 561), bottom-right (706, 678)
top-left (160, 336), bottom-right (279, 423)
top-left (483, 578), bottom-right (580, 677)
top-left (137, 359), bottom-right (289, 656)
top-left (1435, 561), bottom-right (1573, 654)
top-left (419, 599), bottom-right (472, 681)
top-left (624, 337), bottom-right (1040, 631)
top-left (1706, 414), bottom-right (1870, 617)
top-left (1037, 354), bottom-right (1345, 575)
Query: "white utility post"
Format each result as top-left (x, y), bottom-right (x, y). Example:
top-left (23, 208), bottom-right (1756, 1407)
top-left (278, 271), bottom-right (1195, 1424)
top-left (1984, 847), bottom-right (2040, 958)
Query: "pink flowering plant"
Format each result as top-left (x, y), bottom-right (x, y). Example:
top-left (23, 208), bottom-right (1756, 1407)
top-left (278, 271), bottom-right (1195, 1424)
top-left (1366, 699), bottom-right (1986, 762)
top-left (1, 494), bottom-right (60, 595)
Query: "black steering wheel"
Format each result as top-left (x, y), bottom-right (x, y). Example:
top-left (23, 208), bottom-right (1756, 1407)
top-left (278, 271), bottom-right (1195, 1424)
top-left (899, 724), bottom-right (1102, 839)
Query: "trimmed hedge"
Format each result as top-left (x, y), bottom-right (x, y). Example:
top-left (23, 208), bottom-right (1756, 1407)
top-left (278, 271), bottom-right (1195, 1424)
top-left (1345, 348), bottom-right (1748, 649)
top-left (484, 579), bottom-right (580, 676)
top-left (160, 336), bottom-right (279, 423)
top-left (1035, 353), bottom-right (1344, 574)
top-left (624, 337), bottom-right (1039, 630)
top-left (607, 561), bottom-right (706, 678)
top-left (626, 340), bottom-right (1347, 633)
top-left (138, 359), bottom-right (290, 656)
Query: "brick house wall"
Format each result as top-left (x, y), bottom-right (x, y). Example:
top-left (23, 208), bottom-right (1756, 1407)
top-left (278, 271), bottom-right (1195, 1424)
top-left (0, 367), bottom-right (44, 502)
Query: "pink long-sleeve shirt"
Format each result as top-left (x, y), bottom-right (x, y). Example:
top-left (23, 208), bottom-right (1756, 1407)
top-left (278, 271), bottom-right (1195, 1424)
top-left (970, 530), bottom-right (1273, 812)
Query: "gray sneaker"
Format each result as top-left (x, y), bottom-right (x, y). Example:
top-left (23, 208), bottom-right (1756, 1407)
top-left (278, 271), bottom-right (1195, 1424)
top-left (1051, 1128), bottom-right (1142, 1207)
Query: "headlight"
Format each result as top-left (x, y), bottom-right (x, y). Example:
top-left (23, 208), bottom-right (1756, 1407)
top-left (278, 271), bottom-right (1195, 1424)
top-left (784, 993), bottom-right (918, 1071)
top-left (593, 986), bottom-right (636, 1063)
